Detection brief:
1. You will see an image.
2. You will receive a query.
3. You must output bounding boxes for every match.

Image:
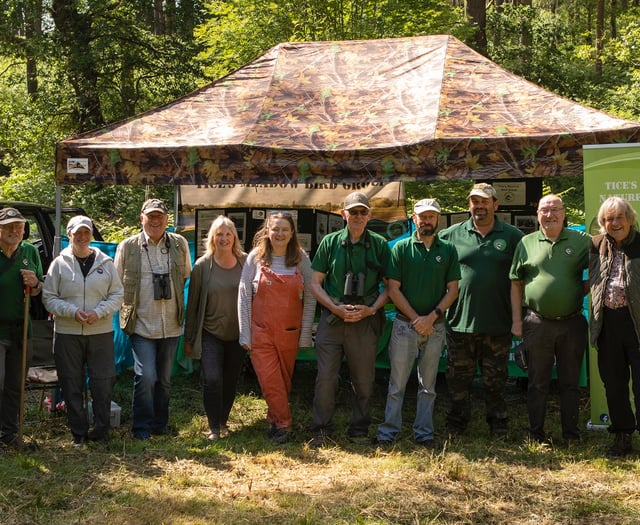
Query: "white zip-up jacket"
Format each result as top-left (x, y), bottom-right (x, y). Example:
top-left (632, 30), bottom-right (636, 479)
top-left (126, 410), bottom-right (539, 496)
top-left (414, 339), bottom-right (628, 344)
top-left (43, 246), bottom-right (124, 336)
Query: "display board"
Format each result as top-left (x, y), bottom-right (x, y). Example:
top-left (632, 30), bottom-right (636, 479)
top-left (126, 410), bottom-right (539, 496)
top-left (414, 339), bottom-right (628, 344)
top-left (583, 143), bottom-right (640, 429)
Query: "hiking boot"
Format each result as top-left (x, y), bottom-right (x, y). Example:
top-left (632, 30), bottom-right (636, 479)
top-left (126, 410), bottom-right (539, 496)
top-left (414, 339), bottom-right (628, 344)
top-left (606, 433), bottom-right (632, 458)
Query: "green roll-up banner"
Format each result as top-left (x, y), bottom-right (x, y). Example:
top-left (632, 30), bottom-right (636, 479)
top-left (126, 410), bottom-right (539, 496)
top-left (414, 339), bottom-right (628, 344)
top-left (583, 143), bottom-right (640, 429)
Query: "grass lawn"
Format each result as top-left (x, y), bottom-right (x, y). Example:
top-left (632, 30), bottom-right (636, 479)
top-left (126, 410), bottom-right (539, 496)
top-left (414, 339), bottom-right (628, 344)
top-left (2, 360), bottom-right (639, 525)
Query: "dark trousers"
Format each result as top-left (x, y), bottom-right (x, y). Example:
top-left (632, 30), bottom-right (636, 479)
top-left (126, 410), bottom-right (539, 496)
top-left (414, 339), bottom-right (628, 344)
top-left (597, 306), bottom-right (640, 434)
top-left (445, 330), bottom-right (511, 432)
top-left (0, 338), bottom-right (24, 439)
top-left (54, 332), bottom-right (116, 439)
top-left (200, 330), bottom-right (245, 433)
top-left (312, 309), bottom-right (378, 437)
top-left (523, 310), bottom-right (587, 440)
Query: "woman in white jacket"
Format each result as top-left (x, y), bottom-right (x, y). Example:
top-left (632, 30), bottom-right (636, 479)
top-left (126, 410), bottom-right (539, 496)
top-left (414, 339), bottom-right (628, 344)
top-left (42, 216), bottom-right (124, 446)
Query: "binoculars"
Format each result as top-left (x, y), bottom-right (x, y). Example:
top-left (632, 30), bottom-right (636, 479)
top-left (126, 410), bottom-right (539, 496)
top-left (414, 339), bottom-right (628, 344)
top-left (152, 272), bottom-right (172, 300)
top-left (343, 271), bottom-right (365, 301)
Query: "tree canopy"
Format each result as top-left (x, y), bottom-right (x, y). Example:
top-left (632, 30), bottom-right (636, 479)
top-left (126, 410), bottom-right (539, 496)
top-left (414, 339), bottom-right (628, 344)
top-left (1, 1), bottom-right (638, 231)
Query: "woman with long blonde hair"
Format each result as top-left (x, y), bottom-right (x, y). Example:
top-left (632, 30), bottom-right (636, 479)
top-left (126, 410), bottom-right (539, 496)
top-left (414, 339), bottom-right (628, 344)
top-left (185, 215), bottom-right (247, 441)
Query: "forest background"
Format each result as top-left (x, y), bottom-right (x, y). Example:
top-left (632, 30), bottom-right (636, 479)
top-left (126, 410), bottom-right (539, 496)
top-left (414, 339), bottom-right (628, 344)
top-left (1, 0), bottom-right (639, 237)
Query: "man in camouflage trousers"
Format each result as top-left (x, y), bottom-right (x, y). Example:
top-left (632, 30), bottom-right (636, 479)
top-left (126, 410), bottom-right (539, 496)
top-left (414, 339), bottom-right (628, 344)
top-left (439, 183), bottom-right (524, 438)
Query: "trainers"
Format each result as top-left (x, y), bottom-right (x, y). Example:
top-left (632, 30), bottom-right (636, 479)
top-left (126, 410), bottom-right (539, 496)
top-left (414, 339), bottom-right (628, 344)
top-left (270, 428), bottom-right (292, 445)
top-left (207, 431), bottom-right (220, 442)
top-left (220, 425), bottom-right (229, 438)
top-left (71, 435), bottom-right (85, 448)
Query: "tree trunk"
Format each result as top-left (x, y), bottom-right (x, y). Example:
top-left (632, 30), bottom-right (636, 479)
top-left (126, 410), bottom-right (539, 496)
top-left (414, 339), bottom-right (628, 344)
top-left (51, 0), bottom-right (104, 130)
top-left (466, 0), bottom-right (487, 55)
top-left (595, 0), bottom-right (604, 76)
top-left (24, 0), bottom-right (43, 98)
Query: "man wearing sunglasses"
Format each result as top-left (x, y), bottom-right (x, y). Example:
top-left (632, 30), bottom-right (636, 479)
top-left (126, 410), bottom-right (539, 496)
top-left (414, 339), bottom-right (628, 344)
top-left (310, 192), bottom-right (391, 447)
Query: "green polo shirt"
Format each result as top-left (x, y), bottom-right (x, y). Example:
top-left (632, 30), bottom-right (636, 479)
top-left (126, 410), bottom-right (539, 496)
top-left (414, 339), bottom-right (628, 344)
top-left (509, 228), bottom-right (590, 318)
top-left (388, 232), bottom-right (461, 315)
top-left (311, 227), bottom-right (390, 303)
top-left (0, 241), bottom-right (43, 340)
top-left (439, 218), bottom-right (524, 334)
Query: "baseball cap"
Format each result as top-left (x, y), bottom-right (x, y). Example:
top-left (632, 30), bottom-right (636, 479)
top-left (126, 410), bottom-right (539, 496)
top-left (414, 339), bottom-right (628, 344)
top-left (66, 215), bottom-right (93, 235)
top-left (413, 198), bottom-right (441, 215)
top-left (343, 192), bottom-right (370, 210)
top-left (0, 208), bottom-right (27, 225)
top-left (141, 198), bottom-right (169, 215)
top-left (468, 183), bottom-right (497, 199)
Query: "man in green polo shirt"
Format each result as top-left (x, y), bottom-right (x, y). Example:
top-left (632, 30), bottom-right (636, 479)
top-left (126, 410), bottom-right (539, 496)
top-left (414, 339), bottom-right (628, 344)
top-left (0, 207), bottom-right (43, 451)
top-left (310, 192), bottom-right (390, 447)
top-left (376, 198), bottom-right (460, 448)
top-left (510, 194), bottom-right (590, 445)
top-left (439, 183), bottom-right (524, 438)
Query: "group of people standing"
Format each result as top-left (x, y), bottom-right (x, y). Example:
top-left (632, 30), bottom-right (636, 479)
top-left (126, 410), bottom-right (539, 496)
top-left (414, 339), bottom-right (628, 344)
top-left (0, 186), bottom-right (638, 458)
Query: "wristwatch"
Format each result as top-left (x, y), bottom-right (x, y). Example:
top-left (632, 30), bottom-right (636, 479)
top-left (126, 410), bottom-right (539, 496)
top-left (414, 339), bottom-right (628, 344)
top-left (433, 306), bottom-right (443, 319)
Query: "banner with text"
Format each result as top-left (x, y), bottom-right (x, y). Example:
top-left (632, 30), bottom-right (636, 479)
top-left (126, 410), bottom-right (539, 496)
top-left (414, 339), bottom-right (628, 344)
top-left (583, 143), bottom-right (640, 429)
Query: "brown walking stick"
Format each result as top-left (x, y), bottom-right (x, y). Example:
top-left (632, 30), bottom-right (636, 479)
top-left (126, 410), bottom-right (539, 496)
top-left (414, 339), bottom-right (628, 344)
top-left (17, 284), bottom-right (30, 453)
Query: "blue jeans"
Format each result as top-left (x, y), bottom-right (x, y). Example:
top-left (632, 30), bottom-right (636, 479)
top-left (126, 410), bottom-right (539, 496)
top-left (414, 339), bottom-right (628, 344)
top-left (130, 334), bottom-right (179, 436)
top-left (378, 319), bottom-right (445, 443)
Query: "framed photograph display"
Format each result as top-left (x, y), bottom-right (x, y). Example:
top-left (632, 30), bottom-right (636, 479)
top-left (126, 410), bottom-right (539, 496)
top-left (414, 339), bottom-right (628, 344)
top-left (514, 214), bottom-right (538, 234)
top-left (328, 214), bottom-right (344, 233)
top-left (228, 212), bottom-right (247, 247)
top-left (316, 213), bottom-right (328, 243)
top-left (195, 208), bottom-right (224, 258)
top-left (495, 212), bottom-right (512, 224)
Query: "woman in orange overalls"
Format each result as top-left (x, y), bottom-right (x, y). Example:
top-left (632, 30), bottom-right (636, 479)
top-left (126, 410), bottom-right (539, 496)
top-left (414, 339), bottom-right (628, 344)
top-left (238, 212), bottom-right (316, 444)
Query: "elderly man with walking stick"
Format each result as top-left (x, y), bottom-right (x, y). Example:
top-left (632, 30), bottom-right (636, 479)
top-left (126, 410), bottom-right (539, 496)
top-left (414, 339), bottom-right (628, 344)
top-left (0, 208), bottom-right (43, 452)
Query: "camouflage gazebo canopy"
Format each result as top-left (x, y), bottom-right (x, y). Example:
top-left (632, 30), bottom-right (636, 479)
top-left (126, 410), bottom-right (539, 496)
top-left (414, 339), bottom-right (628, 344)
top-left (55, 34), bottom-right (640, 187)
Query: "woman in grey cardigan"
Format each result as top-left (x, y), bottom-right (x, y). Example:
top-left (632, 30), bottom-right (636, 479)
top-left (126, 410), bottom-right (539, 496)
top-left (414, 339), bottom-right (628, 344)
top-left (184, 216), bottom-right (247, 442)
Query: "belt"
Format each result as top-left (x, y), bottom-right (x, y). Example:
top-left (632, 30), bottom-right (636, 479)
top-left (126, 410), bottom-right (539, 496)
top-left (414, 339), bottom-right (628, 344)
top-left (396, 312), bottom-right (444, 324)
top-left (527, 308), bottom-right (582, 322)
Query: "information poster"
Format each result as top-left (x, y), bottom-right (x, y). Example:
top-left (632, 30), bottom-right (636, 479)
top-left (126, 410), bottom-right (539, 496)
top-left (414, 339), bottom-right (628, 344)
top-left (583, 143), bottom-right (640, 429)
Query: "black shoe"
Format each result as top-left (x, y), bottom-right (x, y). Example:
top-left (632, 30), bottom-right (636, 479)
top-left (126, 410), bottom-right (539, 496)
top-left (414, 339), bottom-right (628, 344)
top-left (607, 433), bottom-right (632, 458)
top-left (348, 433), bottom-right (371, 445)
top-left (270, 428), bottom-right (292, 445)
top-left (375, 438), bottom-right (394, 449)
top-left (268, 424), bottom-right (278, 438)
top-left (310, 431), bottom-right (332, 448)
top-left (415, 439), bottom-right (437, 450)
top-left (87, 430), bottom-right (110, 442)
top-left (71, 435), bottom-right (85, 448)
top-left (528, 432), bottom-right (553, 446)
top-left (489, 420), bottom-right (508, 438)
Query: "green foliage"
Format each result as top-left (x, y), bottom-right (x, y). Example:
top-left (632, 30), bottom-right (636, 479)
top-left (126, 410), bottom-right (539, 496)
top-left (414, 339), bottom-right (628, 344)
top-left (196, 0), bottom-right (467, 79)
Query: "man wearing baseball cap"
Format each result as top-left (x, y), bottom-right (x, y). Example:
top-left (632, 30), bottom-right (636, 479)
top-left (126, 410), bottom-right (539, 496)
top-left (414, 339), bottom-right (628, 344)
top-left (0, 207), bottom-right (43, 450)
top-left (377, 198), bottom-right (460, 448)
top-left (439, 183), bottom-right (524, 438)
top-left (114, 198), bottom-right (191, 440)
top-left (310, 191), bottom-right (391, 446)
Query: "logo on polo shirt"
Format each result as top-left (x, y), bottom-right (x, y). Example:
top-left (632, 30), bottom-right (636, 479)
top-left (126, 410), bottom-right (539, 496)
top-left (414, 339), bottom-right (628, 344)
top-left (493, 239), bottom-right (507, 251)
top-left (565, 247), bottom-right (574, 256)
top-left (435, 255), bottom-right (442, 263)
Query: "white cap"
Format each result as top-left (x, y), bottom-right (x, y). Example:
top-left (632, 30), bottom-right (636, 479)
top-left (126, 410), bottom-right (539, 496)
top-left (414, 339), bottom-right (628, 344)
top-left (413, 198), bottom-right (441, 214)
top-left (66, 215), bottom-right (93, 235)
